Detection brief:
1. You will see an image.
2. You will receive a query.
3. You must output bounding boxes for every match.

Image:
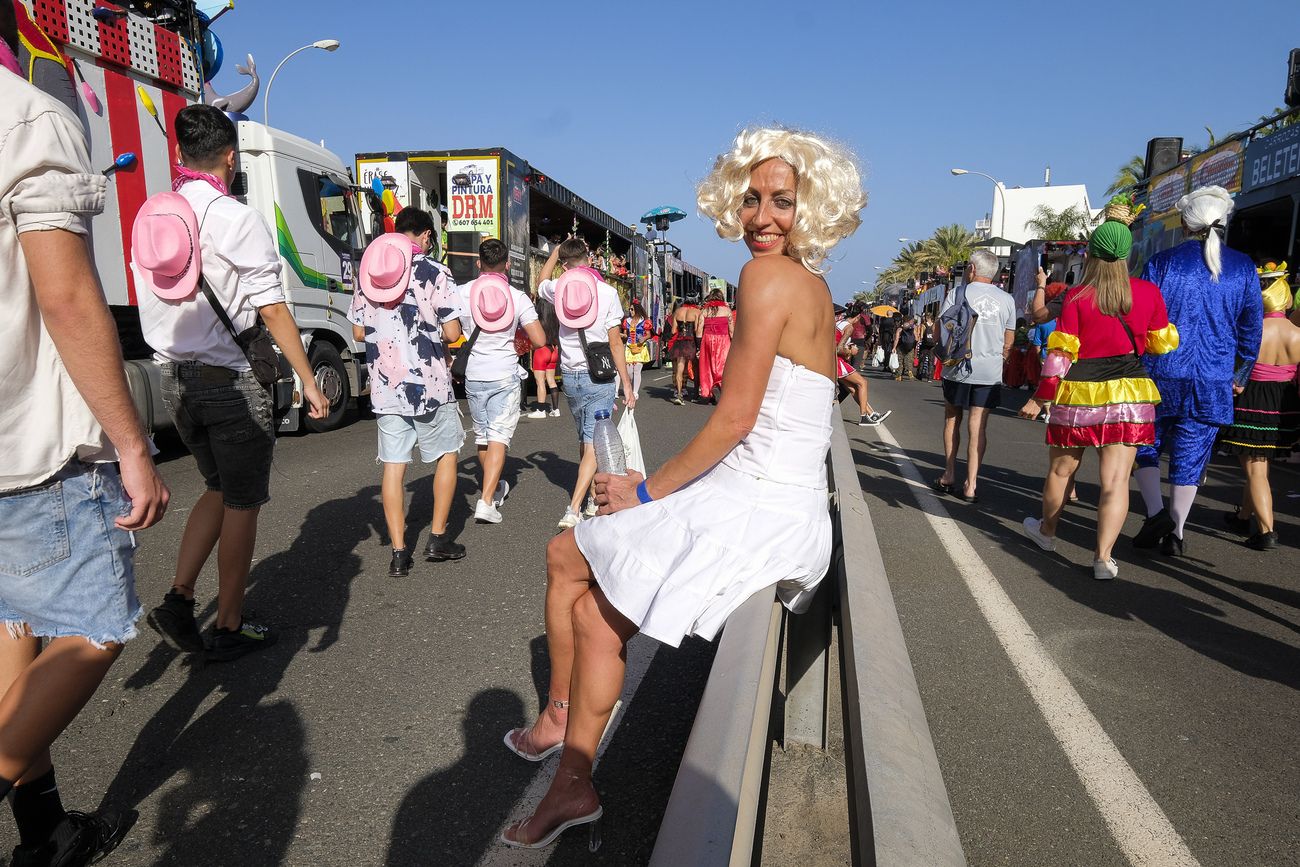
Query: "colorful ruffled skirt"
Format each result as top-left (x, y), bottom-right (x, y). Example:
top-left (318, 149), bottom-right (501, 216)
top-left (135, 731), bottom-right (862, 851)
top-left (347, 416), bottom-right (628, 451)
top-left (1219, 380), bottom-right (1300, 457)
top-left (1046, 355), bottom-right (1159, 447)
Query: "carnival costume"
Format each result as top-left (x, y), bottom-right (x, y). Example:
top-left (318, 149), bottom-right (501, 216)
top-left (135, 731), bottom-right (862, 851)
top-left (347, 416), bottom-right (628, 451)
top-left (697, 300), bottom-right (732, 400)
top-left (1034, 221), bottom-right (1180, 447)
top-left (668, 303), bottom-right (700, 361)
top-left (623, 317), bottom-right (653, 365)
top-left (1132, 186), bottom-right (1263, 552)
top-left (1220, 265), bottom-right (1299, 456)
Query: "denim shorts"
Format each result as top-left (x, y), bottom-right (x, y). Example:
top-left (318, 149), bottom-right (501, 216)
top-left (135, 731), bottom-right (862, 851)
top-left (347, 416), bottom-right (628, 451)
top-left (161, 363), bottom-right (275, 510)
top-left (376, 403), bottom-right (464, 463)
top-left (466, 377), bottom-right (523, 446)
top-left (0, 462), bottom-right (140, 647)
top-left (563, 368), bottom-right (618, 443)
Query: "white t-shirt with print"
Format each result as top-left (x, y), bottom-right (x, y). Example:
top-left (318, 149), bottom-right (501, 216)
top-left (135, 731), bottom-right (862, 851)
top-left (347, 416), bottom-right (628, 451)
top-left (537, 277), bottom-right (624, 372)
top-left (455, 281), bottom-right (538, 382)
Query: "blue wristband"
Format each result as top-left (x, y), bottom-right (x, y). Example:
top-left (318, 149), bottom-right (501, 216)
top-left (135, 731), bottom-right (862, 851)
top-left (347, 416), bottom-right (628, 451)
top-left (636, 480), bottom-right (653, 504)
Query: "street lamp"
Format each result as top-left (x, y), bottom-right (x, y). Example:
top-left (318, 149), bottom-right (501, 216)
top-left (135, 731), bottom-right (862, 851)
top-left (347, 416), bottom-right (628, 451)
top-left (264, 39), bottom-right (340, 126)
top-left (951, 167), bottom-right (1006, 246)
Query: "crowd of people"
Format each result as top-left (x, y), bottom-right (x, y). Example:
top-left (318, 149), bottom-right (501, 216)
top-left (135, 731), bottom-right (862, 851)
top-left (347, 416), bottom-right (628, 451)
top-left (2, 25), bottom-right (869, 855)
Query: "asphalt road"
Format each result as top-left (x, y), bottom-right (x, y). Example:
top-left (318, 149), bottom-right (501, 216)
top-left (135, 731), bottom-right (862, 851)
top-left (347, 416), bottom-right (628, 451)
top-left (3, 371), bottom-right (715, 867)
top-left (849, 366), bottom-right (1299, 867)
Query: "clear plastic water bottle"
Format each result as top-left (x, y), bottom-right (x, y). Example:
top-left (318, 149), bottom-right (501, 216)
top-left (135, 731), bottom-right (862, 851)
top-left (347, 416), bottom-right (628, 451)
top-left (593, 409), bottom-right (627, 475)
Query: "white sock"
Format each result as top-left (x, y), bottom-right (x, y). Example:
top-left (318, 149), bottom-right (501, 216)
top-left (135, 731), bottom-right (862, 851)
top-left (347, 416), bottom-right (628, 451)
top-left (1135, 466), bottom-right (1164, 517)
top-left (1169, 484), bottom-right (1198, 539)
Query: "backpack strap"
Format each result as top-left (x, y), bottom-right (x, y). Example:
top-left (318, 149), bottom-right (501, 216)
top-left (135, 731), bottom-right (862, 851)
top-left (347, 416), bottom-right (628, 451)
top-left (1113, 314), bottom-right (1140, 357)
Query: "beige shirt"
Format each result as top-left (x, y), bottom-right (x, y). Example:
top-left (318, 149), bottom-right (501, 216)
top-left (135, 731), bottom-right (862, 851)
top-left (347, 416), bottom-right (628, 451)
top-left (0, 72), bottom-right (113, 491)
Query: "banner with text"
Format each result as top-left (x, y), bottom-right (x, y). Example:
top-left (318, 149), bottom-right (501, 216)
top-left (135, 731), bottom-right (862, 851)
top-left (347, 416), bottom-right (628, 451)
top-left (447, 159), bottom-right (499, 236)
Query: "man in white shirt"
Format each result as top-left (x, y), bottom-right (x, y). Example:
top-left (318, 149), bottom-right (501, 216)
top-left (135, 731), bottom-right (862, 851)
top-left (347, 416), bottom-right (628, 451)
top-left (537, 238), bottom-right (635, 528)
top-left (935, 250), bottom-right (1016, 502)
top-left (0, 47), bottom-right (168, 860)
top-left (137, 105), bottom-right (327, 663)
top-left (456, 239), bottom-right (545, 524)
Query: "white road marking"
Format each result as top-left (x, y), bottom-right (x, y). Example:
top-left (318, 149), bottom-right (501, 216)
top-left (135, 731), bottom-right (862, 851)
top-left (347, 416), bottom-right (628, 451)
top-left (476, 635), bottom-right (658, 865)
top-left (871, 423), bottom-right (1201, 867)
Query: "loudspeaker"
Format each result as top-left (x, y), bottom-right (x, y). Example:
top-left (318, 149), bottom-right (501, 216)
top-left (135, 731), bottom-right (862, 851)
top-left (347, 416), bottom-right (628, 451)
top-left (1144, 137), bottom-right (1183, 179)
top-left (1286, 48), bottom-right (1300, 108)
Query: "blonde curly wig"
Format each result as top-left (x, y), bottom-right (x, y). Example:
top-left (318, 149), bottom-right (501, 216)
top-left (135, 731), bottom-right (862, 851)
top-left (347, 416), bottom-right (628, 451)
top-left (697, 126), bottom-right (866, 273)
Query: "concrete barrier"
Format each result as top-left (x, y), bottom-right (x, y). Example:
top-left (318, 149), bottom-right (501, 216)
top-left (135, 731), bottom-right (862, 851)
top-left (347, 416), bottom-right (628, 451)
top-left (650, 424), bottom-right (965, 866)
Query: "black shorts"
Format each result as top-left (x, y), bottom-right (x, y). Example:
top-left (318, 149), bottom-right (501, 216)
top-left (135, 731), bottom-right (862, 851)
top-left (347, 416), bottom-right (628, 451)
top-left (942, 378), bottom-right (1002, 409)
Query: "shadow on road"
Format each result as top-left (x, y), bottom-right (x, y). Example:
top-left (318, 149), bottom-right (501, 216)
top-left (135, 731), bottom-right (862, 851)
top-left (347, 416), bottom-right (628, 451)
top-left (101, 483), bottom-right (379, 863)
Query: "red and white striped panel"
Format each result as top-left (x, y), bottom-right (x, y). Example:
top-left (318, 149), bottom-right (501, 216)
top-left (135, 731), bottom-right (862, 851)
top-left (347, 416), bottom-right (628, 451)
top-left (25, 0), bottom-right (201, 97)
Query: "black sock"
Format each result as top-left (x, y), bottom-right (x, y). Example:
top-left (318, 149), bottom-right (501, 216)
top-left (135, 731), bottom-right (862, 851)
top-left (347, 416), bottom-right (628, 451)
top-left (11, 767), bottom-right (65, 847)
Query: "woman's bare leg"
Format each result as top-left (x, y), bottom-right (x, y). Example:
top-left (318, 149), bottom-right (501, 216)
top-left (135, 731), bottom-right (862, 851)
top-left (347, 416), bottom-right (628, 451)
top-left (508, 531), bottom-right (592, 753)
top-left (533, 369), bottom-right (547, 408)
top-left (1095, 444), bottom-right (1137, 562)
top-left (1040, 447), bottom-right (1082, 537)
top-left (1244, 456), bottom-right (1273, 533)
top-left (505, 586), bottom-right (636, 844)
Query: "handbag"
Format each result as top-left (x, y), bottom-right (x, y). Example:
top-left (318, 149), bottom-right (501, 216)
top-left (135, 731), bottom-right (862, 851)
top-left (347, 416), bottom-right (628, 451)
top-left (450, 325), bottom-right (482, 381)
top-left (200, 279), bottom-right (293, 402)
top-left (577, 328), bottom-right (617, 383)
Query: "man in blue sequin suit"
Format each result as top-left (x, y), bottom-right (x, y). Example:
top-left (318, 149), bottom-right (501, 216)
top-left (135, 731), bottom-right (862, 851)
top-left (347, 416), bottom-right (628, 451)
top-left (1132, 186), bottom-right (1263, 555)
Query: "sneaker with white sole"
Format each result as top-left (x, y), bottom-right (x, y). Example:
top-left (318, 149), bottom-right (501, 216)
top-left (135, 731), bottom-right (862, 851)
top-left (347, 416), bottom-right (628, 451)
top-left (475, 500), bottom-right (503, 524)
top-left (493, 480), bottom-right (510, 507)
top-left (858, 413), bottom-right (880, 427)
top-left (1092, 558), bottom-right (1118, 580)
top-left (548, 408), bottom-right (561, 417)
top-left (557, 507), bottom-right (582, 529)
top-left (527, 408), bottom-right (546, 419)
top-left (1022, 516), bottom-right (1056, 552)
top-left (874, 409), bottom-right (892, 423)
top-left (583, 498), bottom-right (599, 518)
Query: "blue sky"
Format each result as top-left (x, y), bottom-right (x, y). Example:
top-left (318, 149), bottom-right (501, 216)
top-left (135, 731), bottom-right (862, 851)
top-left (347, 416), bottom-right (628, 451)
top-left (210, 0), bottom-right (1299, 301)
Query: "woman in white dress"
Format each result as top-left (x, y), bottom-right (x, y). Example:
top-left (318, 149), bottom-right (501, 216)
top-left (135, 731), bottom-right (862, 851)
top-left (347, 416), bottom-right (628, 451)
top-left (499, 127), bottom-right (866, 849)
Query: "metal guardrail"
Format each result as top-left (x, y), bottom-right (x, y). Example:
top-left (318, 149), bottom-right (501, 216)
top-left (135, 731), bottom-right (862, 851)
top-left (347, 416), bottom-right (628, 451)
top-left (650, 424), bottom-right (965, 866)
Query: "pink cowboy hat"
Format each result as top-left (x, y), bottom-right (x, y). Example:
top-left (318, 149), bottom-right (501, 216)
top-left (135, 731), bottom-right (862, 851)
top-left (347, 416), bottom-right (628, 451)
top-left (359, 233), bottom-right (413, 303)
top-left (131, 192), bottom-right (201, 300)
top-left (554, 267), bottom-right (599, 330)
top-left (469, 272), bottom-right (516, 332)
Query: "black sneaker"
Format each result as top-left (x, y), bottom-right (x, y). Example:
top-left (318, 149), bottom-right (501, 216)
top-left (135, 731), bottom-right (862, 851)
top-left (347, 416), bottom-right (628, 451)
top-left (11, 809), bottom-right (136, 867)
top-left (1246, 531), bottom-right (1278, 551)
top-left (424, 533), bottom-right (466, 562)
top-left (145, 591), bottom-right (204, 652)
top-left (1133, 508), bottom-right (1175, 549)
top-left (206, 620), bottom-right (278, 663)
top-left (1223, 509), bottom-right (1251, 536)
top-left (1160, 533), bottom-right (1186, 557)
top-left (388, 548), bottom-right (414, 577)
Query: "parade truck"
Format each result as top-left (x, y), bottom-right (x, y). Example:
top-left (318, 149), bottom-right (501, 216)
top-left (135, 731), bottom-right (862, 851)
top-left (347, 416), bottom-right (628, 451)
top-left (1129, 107), bottom-right (1300, 274)
top-left (14, 0), bottom-right (375, 434)
top-left (354, 148), bottom-right (662, 357)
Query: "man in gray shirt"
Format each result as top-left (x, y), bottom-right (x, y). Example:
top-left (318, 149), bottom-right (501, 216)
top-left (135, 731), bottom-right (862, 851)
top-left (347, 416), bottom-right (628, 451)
top-left (934, 250), bottom-right (1016, 502)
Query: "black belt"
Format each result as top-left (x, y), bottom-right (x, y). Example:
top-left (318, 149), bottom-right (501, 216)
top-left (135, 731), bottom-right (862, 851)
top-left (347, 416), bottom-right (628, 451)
top-left (162, 361), bottom-right (248, 383)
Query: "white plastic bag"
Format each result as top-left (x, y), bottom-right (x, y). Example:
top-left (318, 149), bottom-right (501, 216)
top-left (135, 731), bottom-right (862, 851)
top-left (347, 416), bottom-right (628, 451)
top-left (888, 351), bottom-right (900, 372)
top-left (617, 409), bottom-right (646, 476)
top-left (873, 346), bottom-right (886, 366)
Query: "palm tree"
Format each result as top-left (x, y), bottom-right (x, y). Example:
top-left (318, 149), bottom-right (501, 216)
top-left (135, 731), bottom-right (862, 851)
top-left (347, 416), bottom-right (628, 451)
top-left (922, 224), bottom-right (979, 272)
top-left (1106, 155), bottom-right (1146, 197)
top-left (1024, 204), bottom-right (1093, 241)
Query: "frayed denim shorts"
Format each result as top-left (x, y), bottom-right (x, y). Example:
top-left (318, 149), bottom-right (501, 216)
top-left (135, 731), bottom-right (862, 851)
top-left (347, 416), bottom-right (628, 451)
top-left (562, 368), bottom-right (617, 444)
top-left (0, 462), bottom-right (140, 647)
top-left (466, 377), bottom-right (523, 446)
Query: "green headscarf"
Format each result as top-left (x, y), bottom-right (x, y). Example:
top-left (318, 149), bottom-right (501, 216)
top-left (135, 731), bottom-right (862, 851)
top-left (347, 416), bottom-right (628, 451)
top-left (1089, 220), bottom-right (1133, 262)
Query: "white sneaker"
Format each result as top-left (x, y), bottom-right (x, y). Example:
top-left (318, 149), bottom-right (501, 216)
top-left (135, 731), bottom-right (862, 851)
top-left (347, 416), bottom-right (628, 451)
top-left (1092, 558), bottom-right (1118, 581)
top-left (475, 500), bottom-right (503, 524)
top-left (548, 408), bottom-right (560, 417)
top-left (527, 409), bottom-right (546, 419)
top-left (583, 498), bottom-right (599, 518)
top-left (557, 507), bottom-right (581, 529)
top-left (1022, 517), bottom-right (1056, 552)
top-left (493, 480), bottom-right (510, 508)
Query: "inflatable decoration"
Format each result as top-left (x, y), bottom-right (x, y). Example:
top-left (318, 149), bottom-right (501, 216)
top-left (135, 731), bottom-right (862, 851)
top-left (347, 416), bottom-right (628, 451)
top-left (203, 54), bottom-right (258, 114)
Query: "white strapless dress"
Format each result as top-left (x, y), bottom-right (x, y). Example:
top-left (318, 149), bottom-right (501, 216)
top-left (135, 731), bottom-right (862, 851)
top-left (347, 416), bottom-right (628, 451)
top-left (573, 355), bottom-right (834, 647)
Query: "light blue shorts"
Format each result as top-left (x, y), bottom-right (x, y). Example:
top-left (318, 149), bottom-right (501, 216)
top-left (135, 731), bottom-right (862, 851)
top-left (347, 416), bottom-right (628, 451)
top-left (466, 377), bottom-right (523, 446)
top-left (376, 404), bottom-right (464, 464)
top-left (563, 368), bottom-right (618, 444)
top-left (0, 462), bottom-right (140, 647)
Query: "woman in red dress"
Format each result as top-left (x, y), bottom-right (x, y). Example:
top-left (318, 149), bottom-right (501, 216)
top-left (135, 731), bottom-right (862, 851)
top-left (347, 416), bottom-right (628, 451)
top-left (695, 289), bottom-right (734, 403)
top-left (1018, 221), bottom-right (1180, 580)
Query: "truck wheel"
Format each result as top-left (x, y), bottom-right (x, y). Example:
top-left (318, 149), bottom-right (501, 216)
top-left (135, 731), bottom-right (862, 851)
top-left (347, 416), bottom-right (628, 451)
top-left (303, 342), bottom-right (350, 433)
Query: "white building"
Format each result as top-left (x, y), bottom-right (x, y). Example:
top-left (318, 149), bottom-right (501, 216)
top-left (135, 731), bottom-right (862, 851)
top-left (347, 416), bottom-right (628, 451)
top-left (977, 183), bottom-right (1100, 256)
